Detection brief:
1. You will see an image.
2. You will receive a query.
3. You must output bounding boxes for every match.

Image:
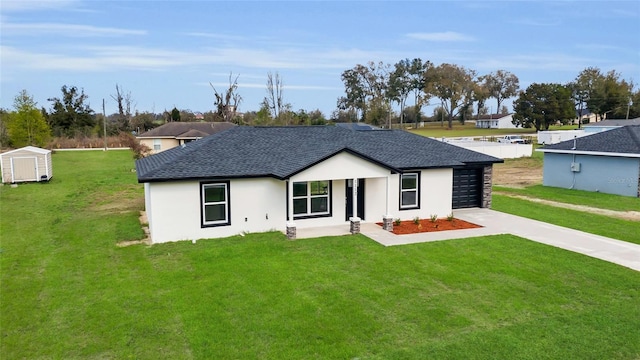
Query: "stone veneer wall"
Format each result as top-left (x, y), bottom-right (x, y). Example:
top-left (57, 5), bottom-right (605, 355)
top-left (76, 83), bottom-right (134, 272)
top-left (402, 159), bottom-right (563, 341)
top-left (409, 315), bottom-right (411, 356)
top-left (482, 165), bottom-right (493, 208)
top-left (637, 161), bottom-right (640, 198)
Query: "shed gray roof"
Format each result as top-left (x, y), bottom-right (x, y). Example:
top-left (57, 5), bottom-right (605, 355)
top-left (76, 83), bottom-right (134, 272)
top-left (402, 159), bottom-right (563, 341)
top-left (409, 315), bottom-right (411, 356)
top-left (540, 125), bottom-right (640, 155)
top-left (137, 121), bottom-right (236, 138)
top-left (136, 126), bottom-right (502, 183)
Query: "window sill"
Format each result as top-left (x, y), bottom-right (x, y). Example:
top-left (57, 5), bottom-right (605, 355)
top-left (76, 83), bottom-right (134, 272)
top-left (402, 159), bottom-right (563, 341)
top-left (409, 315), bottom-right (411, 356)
top-left (293, 213), bottom-right (331, 220)
top-left (201, 221), bottom-right (231, 228)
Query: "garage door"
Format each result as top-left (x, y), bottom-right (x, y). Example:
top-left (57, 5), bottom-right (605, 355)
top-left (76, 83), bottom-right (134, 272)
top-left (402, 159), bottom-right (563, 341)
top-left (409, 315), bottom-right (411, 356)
top-left (452, 168), bottom-right (482, 209)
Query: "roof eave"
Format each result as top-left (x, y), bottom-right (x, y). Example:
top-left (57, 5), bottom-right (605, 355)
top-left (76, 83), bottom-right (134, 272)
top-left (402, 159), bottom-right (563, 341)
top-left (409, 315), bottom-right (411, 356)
top-left (537, 148), bottom-right (640, 158)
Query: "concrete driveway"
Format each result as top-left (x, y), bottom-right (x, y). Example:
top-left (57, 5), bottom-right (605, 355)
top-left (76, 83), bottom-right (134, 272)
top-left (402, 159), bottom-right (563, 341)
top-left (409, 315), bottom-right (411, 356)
top-left (359, 208), bottom-right (640, 272)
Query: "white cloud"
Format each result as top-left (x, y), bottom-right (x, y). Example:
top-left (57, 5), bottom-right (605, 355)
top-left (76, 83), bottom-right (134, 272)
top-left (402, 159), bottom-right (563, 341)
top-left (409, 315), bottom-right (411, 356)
top-left (2, 22), bottom-right (146, 36)
top-left (405, 31), bottom-right (474, 42)
top-left (0, 0), bottom-right (79, 12)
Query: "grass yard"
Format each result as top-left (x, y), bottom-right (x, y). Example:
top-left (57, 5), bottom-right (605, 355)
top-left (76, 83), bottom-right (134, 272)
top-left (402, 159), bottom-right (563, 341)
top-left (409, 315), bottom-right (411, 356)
top-left (407, 122), bottom-right (577, 138)
top-left (1, 151), bottom-right (639, 359)
top-left (494, 184), bottom-right (640, 213)
top-left (492, 195), bottom-right (640, 245)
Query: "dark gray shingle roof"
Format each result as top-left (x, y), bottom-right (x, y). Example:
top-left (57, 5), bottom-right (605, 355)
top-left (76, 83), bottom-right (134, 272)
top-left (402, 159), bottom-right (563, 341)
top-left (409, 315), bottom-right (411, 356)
top-left (540, 125), bottom-right (640, 154)
top-left (136, 126), bottom-right (502, 182)
top-left (137, 121), bottom-right (236, 138)
top-left (582, 118), bottom-right (640, 127)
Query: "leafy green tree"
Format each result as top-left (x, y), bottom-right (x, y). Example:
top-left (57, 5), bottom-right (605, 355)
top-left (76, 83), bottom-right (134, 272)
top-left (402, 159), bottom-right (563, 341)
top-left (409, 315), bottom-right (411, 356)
top-left (424, 63), bottom-right (476, 129)
top-left (47, 85), bottom-right (95, 137)
top-left (484, 70), bottom-right (519, 113)
top-left (170, 107), bottom-right (181, 122)
top-left (512, 83), bottom-right (575, 131)
top-left (0, 108), bottom-right (10, 148)
top-left (7, 90), bottom-right (51, 147)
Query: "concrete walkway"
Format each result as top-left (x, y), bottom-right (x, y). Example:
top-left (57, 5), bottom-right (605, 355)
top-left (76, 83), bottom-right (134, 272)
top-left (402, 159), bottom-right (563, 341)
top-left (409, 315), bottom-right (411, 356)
top-left (297, 208), bottom-right (640, 272)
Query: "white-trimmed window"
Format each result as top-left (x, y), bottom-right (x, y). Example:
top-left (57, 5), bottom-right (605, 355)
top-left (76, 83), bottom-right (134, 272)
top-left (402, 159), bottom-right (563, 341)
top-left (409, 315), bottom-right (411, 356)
top-left (293, 180), bottom-right (330, 218)
top-left (153, 139), bottom-right (161, 151)
top-left (201, 181), bottom-right (230, 227)
top-left (400, 173), bottom-right (419, 209)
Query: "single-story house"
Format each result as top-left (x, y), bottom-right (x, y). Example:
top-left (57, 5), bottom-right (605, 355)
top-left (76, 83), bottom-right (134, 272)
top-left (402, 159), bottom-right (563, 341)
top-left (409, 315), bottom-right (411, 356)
top-left (583, 118), bottom-right (640, 134)
top-left (137, 122), bottom-right (236, 154)
top-left (1, 146), bottom-right (53, 183)
top-left (537, 125), bottom-right (640, 197)
top-left (136, 126), bottom-right (503, 244)
top-left (475, 114), bottom-right (517, 129)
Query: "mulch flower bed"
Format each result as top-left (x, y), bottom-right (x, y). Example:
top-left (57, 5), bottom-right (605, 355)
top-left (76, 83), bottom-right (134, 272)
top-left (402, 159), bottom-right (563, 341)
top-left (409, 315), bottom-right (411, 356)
top-left (376, 218), bottom-right (482, 235)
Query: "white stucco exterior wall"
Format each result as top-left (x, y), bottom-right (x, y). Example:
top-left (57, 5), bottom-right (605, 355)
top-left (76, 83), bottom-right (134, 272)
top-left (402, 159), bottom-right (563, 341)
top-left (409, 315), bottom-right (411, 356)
top-left (291, 151), bottom-right (392, 181)
top-left (146, 178), bottom-right (286, 243)
top-left (383, 168), bottom-right (453, 221)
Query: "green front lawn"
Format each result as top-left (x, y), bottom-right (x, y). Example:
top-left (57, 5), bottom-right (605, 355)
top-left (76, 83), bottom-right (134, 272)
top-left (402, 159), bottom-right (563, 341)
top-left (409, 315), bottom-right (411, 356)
top-left (494, 184), bottom-right (640, 213)
top-left (1, 151), bottom-right (639, 359)
top-left (407, 122), bottom-right (577, 138)
top-left (492, 195), bottom-right (640, 244)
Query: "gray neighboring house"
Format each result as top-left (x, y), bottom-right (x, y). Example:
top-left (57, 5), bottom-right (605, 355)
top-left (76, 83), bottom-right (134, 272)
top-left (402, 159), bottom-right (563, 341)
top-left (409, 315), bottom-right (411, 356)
top-left (137, 122), bottom-right (236, 154)
top-left (538, 125), bottom-right (640, 197)
top-left (583, 118), bottom-right (640, 134)
top-left (136, 126), bottom-right (503, 243)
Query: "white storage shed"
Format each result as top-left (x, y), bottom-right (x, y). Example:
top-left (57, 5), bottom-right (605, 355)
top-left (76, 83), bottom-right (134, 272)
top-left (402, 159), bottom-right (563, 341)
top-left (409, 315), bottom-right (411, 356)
top-left (1, 146), bottom-right (53, 183)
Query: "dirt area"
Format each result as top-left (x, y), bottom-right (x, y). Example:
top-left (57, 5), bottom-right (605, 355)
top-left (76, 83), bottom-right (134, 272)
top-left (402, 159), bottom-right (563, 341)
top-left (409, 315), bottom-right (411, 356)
top-left (492, 157), bottom-right (543, 188)
top-left (377, 218), bottom-right (482, 235)
top-left (89, 185), bottom-right (145, 214)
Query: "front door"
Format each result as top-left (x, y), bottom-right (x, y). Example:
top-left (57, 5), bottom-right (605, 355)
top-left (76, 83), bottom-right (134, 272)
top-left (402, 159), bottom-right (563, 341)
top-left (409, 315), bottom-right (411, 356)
top-left (345, 179), bottom-right (365, 220)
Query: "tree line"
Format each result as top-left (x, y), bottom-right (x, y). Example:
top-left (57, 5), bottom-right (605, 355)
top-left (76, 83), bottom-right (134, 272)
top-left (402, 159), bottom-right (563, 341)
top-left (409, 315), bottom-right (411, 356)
top-left (1, 63), bottom-right (638, 148)
top-left (336, 59), bottom-right (639, 131)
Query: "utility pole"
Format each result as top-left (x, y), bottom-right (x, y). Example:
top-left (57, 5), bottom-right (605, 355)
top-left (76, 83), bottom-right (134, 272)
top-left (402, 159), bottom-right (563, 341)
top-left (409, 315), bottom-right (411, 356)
top-left (626, 96), bottom-right (631, 120)
top-left (103, 99), bottom-right (107, 150)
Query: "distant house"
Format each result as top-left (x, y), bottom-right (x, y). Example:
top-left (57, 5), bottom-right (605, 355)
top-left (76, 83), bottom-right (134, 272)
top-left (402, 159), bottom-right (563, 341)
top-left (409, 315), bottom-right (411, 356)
top-left (583, 118), bottom-right (640, 134)
top-left (475, 114), bottom-right (517, 129)
top-left (137, 122), bottom-right (236, 154)
top-left (136, 126), bottom-right (502, 244)
top-left (576, 109), bottom-right (597, 124)
top-left (1, 146), bottom-right (53, 183)
top-left (537, 125), bottom-right (640, 197)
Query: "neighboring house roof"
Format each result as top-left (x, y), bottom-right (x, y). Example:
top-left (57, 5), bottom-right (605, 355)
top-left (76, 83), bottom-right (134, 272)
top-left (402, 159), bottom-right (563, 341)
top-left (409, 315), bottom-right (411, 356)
top-left (136, 126), bottom-right (502, 183)
top-left (476, 114), bottom-right (512, 120)
top-left (539, 125), bottom-right (640, 157)
top-left (583, 118), bottom-right (640, 127)
top-left (137, 122), bottom-right (236, 139)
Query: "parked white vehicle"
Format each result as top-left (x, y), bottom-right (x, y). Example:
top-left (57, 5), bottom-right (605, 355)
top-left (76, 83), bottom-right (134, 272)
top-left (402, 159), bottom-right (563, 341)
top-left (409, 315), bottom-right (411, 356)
top-left (497, 135), bottom-right (526, 144)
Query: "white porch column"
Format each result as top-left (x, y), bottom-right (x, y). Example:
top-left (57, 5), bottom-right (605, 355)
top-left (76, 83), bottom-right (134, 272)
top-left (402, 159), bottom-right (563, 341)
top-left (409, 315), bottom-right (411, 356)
top-left (382, 174), bottom-right (394, 231)
top-left (286, 180), bottom-right (296, 239)
top-left (350, 178), bottom-right (361, 234)
top-left (351, 178), bottom-right (358, 220)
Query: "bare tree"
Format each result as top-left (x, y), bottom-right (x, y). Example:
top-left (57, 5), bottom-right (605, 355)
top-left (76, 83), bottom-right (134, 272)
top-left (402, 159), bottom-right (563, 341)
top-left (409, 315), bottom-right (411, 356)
top-left (210, 72), bottom-right (242, 123)
top-left (111, 84), bottom-right (134, 132)
top-left (264, 71), bottom-right (284, 120)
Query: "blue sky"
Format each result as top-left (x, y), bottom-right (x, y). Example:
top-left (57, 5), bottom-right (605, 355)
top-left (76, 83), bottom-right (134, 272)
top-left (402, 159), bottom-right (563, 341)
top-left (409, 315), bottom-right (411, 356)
top-left (1, 0), bottom-right (639, 117)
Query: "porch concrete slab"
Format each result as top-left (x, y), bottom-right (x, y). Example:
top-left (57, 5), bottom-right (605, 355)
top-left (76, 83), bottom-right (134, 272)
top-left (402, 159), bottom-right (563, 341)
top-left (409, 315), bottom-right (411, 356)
top-left (296, 224), bottom-right (352, 239)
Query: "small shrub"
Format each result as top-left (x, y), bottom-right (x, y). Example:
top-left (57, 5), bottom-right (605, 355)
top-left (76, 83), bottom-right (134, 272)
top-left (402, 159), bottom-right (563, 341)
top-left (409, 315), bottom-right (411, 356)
top-left (119, 132), bottom-right (151, 159)
top-left (413, 217), bottom-right (420, 225)
top-left (446, 213), bottom-right (454, 221)
top-left (394, 218), bottom-right (401, 226)
top-left (430, 214), bottom-right (438, 223)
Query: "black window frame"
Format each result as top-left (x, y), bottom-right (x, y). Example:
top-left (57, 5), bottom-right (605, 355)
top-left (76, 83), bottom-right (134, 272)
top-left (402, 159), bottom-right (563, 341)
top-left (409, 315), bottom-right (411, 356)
top-left (200, 180), bottom-right (231, 228)
top-left (399, 172), bottom-right (420, 210)
top-left (292, 180), bottom-right (332, 220)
